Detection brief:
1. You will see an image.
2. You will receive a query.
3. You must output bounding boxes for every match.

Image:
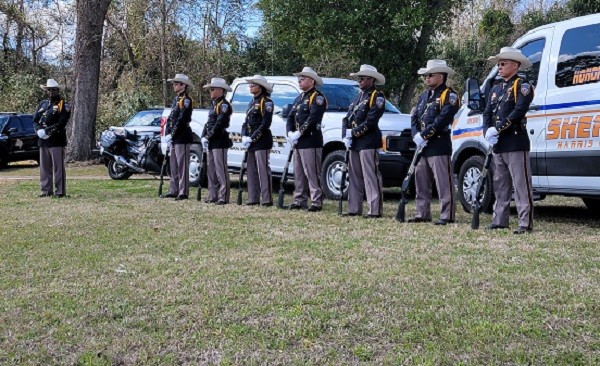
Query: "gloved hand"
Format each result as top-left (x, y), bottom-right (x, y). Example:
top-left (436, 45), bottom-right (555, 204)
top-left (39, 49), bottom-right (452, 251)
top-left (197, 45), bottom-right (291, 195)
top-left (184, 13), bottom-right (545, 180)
top-left (290, 131), bottom-right (301, 144)
top-left (201, 137), bottom-right (209, 150)
top-left (344, 135), bottom-right (352, 149)
top-left (241, 136), bottom-right (252, 148)
top-left (485, 128), bottom-right (499, 145)
top-left (37, 129), bottom-right (48, 139)
top-left (413, 133), bottom-right (427, 148)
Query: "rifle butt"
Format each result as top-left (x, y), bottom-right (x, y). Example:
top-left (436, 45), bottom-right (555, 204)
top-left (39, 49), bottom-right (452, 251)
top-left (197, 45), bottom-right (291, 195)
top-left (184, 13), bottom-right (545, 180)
top-left (395, 197), bottom-right (406, 222)
top-left (470, 203), bottom-right (480, 229)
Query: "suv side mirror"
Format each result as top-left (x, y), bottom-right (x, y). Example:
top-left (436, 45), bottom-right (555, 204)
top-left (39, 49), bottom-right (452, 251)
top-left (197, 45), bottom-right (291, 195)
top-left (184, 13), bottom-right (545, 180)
top-left (281, 103), bottom-right (293, 119)
top-left (466, 78), bottom-right (484, 112)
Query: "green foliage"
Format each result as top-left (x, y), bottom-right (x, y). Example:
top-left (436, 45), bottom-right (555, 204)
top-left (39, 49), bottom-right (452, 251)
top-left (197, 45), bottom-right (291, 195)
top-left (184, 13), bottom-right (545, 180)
top-left (519, 5), bottom-right (573, 33)
top-left (479, 9), bottom-right (514, 54)
top-left (96, 83), bottom-right (156, 135)
top-left (0, 73), bottom-right (51, 114)
top-left (567, 0), bottom-right (600, 16)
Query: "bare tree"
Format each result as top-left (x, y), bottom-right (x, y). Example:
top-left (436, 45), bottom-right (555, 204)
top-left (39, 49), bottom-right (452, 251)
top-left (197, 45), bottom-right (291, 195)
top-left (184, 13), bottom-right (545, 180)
top-left (67, 0), bottom-right (112, 161)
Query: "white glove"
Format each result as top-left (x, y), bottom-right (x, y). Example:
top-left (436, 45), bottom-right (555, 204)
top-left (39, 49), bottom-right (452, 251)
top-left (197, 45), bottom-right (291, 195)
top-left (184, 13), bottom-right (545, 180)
top-left (413, 133), bottom-right (427, 148)
top-left (241, 136), bottom-right (252, 148)
top-left (287, 131), bottom-right (293, 138)
top-left (37, 129), bottom-right (48, 139)
top-left (290, 131), bottom-right (301, 144)
top-left (485, 128), bottom-right (499, 145)
top-left (201, 137), bottom-right (209, 150)
top-left (344, 136), bottom-right (352, 149)
top-left (164, 134), bottom-right (172, 144)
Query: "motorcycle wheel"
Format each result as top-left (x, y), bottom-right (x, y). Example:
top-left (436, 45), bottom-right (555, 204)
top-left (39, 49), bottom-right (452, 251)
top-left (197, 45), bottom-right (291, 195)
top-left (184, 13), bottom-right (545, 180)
top-left (107, 160), bottom-right (133, 180)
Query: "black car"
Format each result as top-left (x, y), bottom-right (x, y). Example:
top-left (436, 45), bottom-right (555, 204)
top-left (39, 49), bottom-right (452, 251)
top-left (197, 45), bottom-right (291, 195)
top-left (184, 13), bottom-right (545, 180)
top-left (0, 113), bottom-right (39, 168)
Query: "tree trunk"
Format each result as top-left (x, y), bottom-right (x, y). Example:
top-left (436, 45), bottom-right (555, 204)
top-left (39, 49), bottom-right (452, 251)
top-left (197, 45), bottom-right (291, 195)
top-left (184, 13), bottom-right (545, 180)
top-left (67, 0), bottom-right (112, 161)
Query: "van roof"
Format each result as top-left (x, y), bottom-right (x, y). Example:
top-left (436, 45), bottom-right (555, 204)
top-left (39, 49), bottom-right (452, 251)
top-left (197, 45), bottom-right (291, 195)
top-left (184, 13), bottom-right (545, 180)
top-left (524, 12), bottom-right (600, 35)
top-left (232, 76), bottom-right (358, 85)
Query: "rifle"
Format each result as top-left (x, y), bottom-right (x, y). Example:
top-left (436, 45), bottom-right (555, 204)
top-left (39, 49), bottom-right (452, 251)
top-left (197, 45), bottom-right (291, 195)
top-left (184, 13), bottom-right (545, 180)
top-left (277, 144), bottom-right (295, 209)
top-left (395, 145), bottom-right (425, 222)
top-left (337, 148), bottom-right (350, 215)
top-left (237, 149), bottom-right (249, 205)
top-left (471, 145), bottom-right (494, 229)
top-left (196, 148), bottom-right (207, 201)
top-left (158, 143), bottom-right (170, 197)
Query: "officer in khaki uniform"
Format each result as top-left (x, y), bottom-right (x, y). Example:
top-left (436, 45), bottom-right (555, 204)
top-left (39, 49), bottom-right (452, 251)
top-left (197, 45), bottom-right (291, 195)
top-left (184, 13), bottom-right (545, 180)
top-left (241, 75), bottom-right (274, 206)
top-left (164, 74), bottom-right (194, 200)
top-left (201, 77), bottom-right (233, 205)
top-left (483, 47), bottom-right (535, 234)
top-left (33, 79), bottom-right (71, 198)
top-left (286, 67), bottom-right (327, 212)
top-left (409, 60), bottom-right (460, 225)
top-left (343, 65), bottom-right (386, 218)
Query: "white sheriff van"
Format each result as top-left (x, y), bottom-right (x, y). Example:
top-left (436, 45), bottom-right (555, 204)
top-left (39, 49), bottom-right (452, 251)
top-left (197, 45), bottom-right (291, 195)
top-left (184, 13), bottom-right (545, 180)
top-left (161, 76), bottom-right (415, 199)
top-left (452, 13), bottom-right (600, 212)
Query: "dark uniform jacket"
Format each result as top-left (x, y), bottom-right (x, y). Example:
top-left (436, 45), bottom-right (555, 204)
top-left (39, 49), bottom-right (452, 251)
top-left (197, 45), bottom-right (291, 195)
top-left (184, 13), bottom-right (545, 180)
top-left (201, 96), bottom-right (233, 150)
top-left (33, 96), bottom-right (71, 148)
top-left (411, 83), bottom-right (459, 157)
top-left (483, 74), bottom-right (534, 153)
top-left (344, 86), bottom-right (385, 151)
top-left (167, 92), bottom-right (194, 144)
top-left (242, 93), bottom-right (273, 152)
top-left (286, 87), bottom-right (326, 149)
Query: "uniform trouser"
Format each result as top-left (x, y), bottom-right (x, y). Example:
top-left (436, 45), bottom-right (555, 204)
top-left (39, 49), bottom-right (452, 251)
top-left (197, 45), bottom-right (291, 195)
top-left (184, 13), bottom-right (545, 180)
top-left (39, 146), bottom-right (66, 195)
top-left (246, 149), bottom-right (272, 204)
top-left (414, 154), bottom-right (456, 221)
top-left (491, 150), bottom-right (534, 229)
top-left (292, 147), bottom-right (323, 207)
top-left (207, 148), bottom-right (230, 203)
top-left (347, 149), bottom-right (383, 216)
top-left (168, 143), bottom-right (190, 196)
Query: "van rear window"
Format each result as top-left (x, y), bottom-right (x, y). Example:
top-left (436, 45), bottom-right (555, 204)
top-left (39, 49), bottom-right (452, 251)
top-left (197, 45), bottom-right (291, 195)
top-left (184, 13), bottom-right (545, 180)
top-left (556, 23), bottom-right (600, 88)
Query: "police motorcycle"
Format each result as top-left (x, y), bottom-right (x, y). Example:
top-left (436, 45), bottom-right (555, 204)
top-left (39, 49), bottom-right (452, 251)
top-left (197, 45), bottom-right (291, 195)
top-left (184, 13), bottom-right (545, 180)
top-left (99, 129), bottom-right (167, 180)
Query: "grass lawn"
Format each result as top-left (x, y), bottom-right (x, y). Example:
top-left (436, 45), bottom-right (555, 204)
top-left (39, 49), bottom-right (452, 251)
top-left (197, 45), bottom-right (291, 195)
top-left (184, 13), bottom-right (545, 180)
top-left (0, 163), bottom-right (598, 365)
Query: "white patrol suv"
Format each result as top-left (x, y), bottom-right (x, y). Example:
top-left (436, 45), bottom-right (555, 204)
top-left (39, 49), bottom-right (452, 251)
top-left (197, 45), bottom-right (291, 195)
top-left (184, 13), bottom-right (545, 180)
top-left (453, 13), bottom-right (600, 212)
top-left (161, 76), bottom-right (415, 199)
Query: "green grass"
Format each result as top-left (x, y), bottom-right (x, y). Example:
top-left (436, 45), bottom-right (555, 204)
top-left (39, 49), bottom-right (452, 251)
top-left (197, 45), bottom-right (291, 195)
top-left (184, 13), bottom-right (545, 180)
top-left (0, 164), bottom-right (598, 365)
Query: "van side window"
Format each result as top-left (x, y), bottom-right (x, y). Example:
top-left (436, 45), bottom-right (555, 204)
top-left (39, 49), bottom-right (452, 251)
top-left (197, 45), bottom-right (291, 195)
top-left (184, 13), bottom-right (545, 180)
top-left (518, 38), bottom-right (546, 87)
top-left (230, 83), bottom-right (254, 112)
top-left (555, 23), bottom-right (600, 88)
top-left (270, 84), bottom-right (298, 110)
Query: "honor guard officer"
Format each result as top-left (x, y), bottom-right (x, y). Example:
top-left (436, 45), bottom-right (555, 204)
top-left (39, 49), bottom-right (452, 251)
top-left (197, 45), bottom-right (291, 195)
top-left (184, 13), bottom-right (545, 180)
top-left (483, 47), bottom-right (535, 234)
top-left (201, 77), bottom-right (233, 205)
top-left (286, 67), bottom-right (327, 212)
top-left (164, 74), bottom-right (194, 200)
top-left (409, 60), bottom-right (460, 225)
top-left (33, 79), bottom-right (71, 198)
top-left (241, 75), bottom-right (274, 207)
top-left (343, 65), bottom-right (386, 218)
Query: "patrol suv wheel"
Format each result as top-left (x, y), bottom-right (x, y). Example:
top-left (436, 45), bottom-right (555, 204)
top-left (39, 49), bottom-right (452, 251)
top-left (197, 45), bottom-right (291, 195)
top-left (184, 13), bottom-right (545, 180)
top-left (458, 155), bottom-right (494, 213)
top-left (189, 144), bottom-right (207, 187)
top-left (107, 160), bottom-right (133, 180)
top-left (322, 150), bottom-right (350, 200)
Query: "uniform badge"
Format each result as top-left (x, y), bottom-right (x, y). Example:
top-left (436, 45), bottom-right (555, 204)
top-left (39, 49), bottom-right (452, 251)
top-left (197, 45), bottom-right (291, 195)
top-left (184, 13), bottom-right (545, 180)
top-left (376, 96), bottom-right (385, 109)
top-left (184, 98), bottom-right (190, 108)
top-left (220, 104), bottom-right (229, 113)
top-left (265, 102), bottom-right (273, 113)
top-left (316, 96), bottom-right (325, 105)
top-left (521, 83), bottom-right (531, 96)
top-left (64, 103), bottom-right (71, 112)
top-left (491, 93), bottom-right (497, 101)
top-left (449, 93), bottom-right (458, 106)
top-left (410, 106), bottom-right (417, 116)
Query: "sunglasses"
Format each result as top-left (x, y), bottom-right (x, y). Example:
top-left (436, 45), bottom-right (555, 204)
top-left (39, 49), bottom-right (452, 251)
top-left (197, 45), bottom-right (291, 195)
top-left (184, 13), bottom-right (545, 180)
top-left (297, 76), bottom-right (307, 81)
top-left (422, 73), bottom-right (439, 78)
top-left (249, 83), bottom-right (259, 88)
top-left (47, 88), bottom-right (59, 92)
top-left (497, 61), bottom-right (514, 67)
top-left (358, 76), bottom-right (372, 82)
top-left (173, 82), bottom-right (184, 86)
top-left (209, 88), bottom-right (221, 92)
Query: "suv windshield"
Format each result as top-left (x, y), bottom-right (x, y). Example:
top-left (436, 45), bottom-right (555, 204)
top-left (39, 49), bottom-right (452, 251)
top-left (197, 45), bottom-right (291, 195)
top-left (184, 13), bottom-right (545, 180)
top-left (124, 110), bottom-right (162, 127)
top-left (321, 84), bottom-right (401, 113)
